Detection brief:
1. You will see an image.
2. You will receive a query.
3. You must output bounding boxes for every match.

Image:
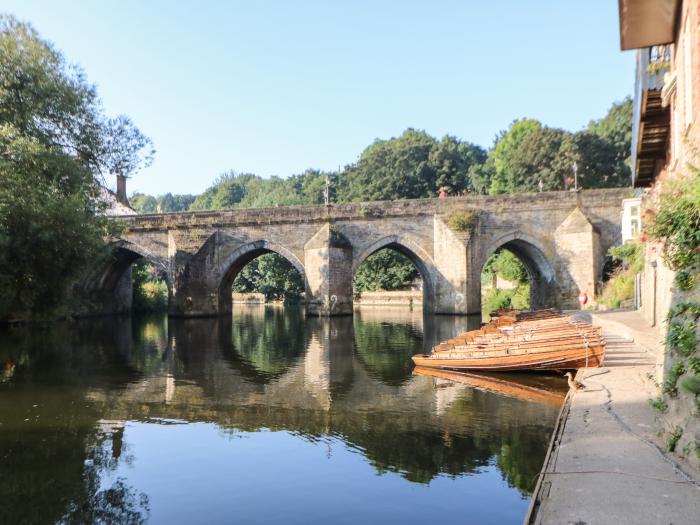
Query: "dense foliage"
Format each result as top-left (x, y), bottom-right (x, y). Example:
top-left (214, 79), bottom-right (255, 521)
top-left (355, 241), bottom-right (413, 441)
top-left (598, 242), bottom-right (643, 309)
top-left (353, 250), bottom-right (419, 293)
top-left (644, 164), bottom-right (700, 272)
top-left (232, 253), bottom-right (305, 302)
top-left (0, 15), bottom-right (152, 320)
top-left (481, 250), bottom-right (530, 316)
top-left (130, 192), bottom-right (195, 213)
top-left (131, 261), bottom-right (168, 312)
top-left (475, 100), bottom-right (632, 195)
top-left (338, 130), bottom-right (487, 201)
top-left (145, 100), bottom-right (632, 215)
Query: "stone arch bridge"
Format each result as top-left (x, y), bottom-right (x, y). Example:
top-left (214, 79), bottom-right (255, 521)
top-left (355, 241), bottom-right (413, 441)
top-left (84, 188), bottom-right (627, 317)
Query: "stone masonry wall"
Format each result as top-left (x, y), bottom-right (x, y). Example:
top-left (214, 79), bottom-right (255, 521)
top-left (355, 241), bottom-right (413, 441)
top-left (100, 188), bottom-right (627, 317)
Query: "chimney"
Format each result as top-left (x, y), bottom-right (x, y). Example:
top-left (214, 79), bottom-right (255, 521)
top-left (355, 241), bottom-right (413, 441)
top-left (116, 174), bottom-right (129, 206)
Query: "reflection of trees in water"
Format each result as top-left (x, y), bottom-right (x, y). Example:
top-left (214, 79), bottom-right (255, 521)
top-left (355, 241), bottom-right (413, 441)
top-left (202, 397), bottom-right (551, 494)
top-left (0, 326), bottom-right (149, 524)
top-left (329, 390), bottom-right (553, 492)
top-left (129, 314), bottom-right (169, 375)
top-left (352, 319), bottom-right (423, 385)
top-left (222, 306), bottom-right (307, 383)
top-left (0, 310), bottom-right (558, 522)
top-left (61, 431), bottom-right (150, 525)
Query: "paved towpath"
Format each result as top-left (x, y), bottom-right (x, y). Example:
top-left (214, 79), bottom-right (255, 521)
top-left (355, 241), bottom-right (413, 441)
top-left (527, 310), bottom-right (700, 525)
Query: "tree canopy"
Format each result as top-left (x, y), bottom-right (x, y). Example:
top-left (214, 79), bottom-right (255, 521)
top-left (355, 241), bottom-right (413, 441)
top-left (478, 99), bottom-right (632, 195)
top-left (0, 15), bottom-right (153, 319)
top-left (339, 129), bottom-right (486, 201)
top-left (166, 100), bottom-right (632, 216)
top-left (130, 192), bottom-right (196, 213)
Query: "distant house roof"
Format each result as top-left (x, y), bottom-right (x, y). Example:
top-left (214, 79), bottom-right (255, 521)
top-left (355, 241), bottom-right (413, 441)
top-left (618, 0), bottom-right (679, 50)
top-left (99, 186), bottom-right (136, 216)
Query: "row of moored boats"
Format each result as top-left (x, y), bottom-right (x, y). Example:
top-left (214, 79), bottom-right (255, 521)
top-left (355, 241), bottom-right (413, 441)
top-left (412, 309), bottom-right (606, 372)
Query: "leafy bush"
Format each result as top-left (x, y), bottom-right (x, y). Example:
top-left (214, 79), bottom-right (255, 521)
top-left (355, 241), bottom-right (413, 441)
top-left (132, 261), bottom-right (168, 312)
top-left (667, 426), bottom-right (683, 452)
top-left (649, 395), bottom-right (668, 413)
top-left (482, 284), bottom-right (530, 317)
top-left (446, 210), bottom-right (477, 232)
top-left (667, 302), bottom-right (700, 322)
top-left (511, 283), bottom-right (531, 310)
top-left (687, 356), bottom-right (700, 376)
top-left (483, 288), bottom-right (515, 314)
top-left (598, 242), bottom-right (643, 309)
top-left (608, 242), bottom-right (643, 273)
top-left (644, 163), bottom-right (700, 272)
top-left (663, 361), bottom-right (686, 398)
top-left (666, 320), bottom-right (698, 357)
top-left (598, 268), bottom-right (636, 309)
top-left (481, 249), bottom-right (530, 317)
top-left (353, 249), bottom-right (419, 292)
top-left (675, 271), bottom-right (696, 291)
top-left (681, 376), bottom-right (700, 396)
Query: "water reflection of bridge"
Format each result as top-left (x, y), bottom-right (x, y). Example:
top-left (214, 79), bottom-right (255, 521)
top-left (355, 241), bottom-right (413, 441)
top-left (86, 307), bottom-right (564, 483)
top-left (91, 306), bottom-right (484, 414)
top-left (0, 307), bottom-right (565, 524)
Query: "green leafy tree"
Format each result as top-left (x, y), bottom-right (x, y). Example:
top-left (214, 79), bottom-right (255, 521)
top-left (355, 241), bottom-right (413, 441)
top-left (353, 249), bottom-right (419, 292)
top-left (587, 97), bottom-right (632, 184)
top-left (508, 126), bottom-right (570, 192)
top-left (339, 129), bottom-right (484, 201)
top-left (232, 253), bottom-right (304, 301)
top-left (339, 129), bottom-right (437, 201)
top-left (0, 15), bottom-right (152, 319)
top-left (97, 115), bottom-right (154, 180)
top-left (189, 171), bottom-right (252, 210)
top-left (129, 193), bottom-right (158, 213)
top-left (468, 156), bottom-right (496, 195)
top-left (488, 119), bottom-right (543, 194)
top-left (130, 192), bottom-right (197, 213)
top-left (428, 135), bottom-right (487, 194)
top-left (156, 193), bottom-right (195, 212)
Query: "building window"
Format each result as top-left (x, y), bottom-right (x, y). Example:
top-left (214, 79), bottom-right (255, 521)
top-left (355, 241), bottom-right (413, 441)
top-left (630, 218), bottom-right (639, 238)
top-left (622, 199), bottom-right (642, 243)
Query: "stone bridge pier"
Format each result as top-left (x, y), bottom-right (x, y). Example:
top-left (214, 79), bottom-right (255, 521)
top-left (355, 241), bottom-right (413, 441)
top-left (81, 189), bottom-right (626, 317)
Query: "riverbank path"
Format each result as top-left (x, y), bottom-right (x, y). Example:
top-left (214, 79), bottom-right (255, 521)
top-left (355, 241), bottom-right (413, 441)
top-left (527, 310), bottom-right (700, 525)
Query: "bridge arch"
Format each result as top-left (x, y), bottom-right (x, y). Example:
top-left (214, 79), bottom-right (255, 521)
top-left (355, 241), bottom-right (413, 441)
top-left (478, 231), bottom-right (558, 313)
top-left (81, 240), bottom-right (170, 314)
top-left (352, 235), bottom-right (435, 311)
top-left (216, 240), bottom-right (308, 313)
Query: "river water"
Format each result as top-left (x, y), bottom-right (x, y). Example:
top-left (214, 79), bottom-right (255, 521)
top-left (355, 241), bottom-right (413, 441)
top-left (0, 305), bottom-right (566, 525)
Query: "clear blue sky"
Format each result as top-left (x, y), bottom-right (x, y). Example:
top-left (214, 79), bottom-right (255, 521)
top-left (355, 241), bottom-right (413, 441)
top-left (5, 1), bottom-right (635, 196)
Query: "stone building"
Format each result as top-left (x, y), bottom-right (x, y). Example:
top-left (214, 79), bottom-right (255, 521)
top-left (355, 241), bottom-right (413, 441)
top-left (619, 0), bottom-right (699, 327)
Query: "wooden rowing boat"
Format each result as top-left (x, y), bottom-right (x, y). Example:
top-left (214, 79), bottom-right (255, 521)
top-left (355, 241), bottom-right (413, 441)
top-left (412, 309), bottom-right (606, 372)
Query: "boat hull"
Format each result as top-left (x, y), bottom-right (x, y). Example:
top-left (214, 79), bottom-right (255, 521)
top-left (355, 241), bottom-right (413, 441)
top-left (412, 344), bottom-right (605, 372)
